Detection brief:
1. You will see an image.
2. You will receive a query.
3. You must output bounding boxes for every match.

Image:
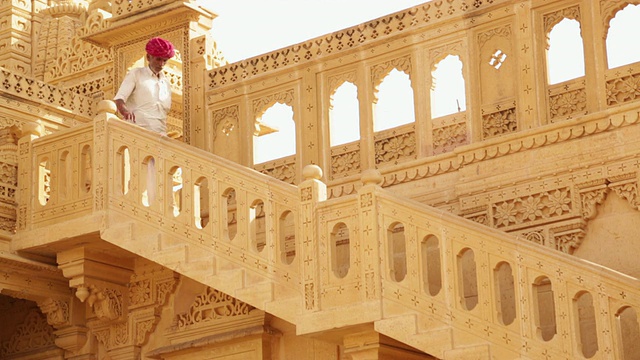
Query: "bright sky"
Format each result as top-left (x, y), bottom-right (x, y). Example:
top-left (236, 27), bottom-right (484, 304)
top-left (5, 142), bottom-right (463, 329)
top-left (206, 0), bottom-right (428, 63)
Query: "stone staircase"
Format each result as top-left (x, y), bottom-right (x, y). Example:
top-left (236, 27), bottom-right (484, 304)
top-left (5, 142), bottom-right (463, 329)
top-left (15, 114), bottom-right (640, 359)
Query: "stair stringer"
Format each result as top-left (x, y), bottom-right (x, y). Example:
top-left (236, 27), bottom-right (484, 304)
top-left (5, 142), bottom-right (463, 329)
top-left (99, 215), bottom-right (303, 325)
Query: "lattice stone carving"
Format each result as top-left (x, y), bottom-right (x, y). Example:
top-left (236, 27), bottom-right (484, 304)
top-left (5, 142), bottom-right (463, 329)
top-left (175, 287), bottom-right (256, 330)
top-left (0, 69), bottom-right (96, 118)
top-left (0, 309), bottom-right (56, 357)
top-left (208, 0), bottom-right (503, 89)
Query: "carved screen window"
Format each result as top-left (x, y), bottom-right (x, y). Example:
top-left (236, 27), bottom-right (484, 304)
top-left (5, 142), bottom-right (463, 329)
top-left (421, 235), bottom-right (442, 296)
top-left (606, 4), bottom-right (640, 69)
top-left (59, 151), bottom-right (71, 201)
top-left (533, 276), bottom-right (557, 341)
top-left (253, 103), bottom-right (296, 164)
top-left (374, 69), bottom-right (415, 132)
top-left (616, 306), bottom-right (640, 359)
top-left (38, 157), bottom-right (50, 206)
top-left (329, 81), bottom-right (360, 146)
top-left (331, 222), bottom-right (350, 278)
top-left (279, 210), bottom-right (296, 265)
top-left (494, 261), bottom-right (516, 326)
top-left (457, 248), bottom-right (478, 311)
top-left (141, 156), bottom-right (156, 207)
top-left (250, 199), bottom-right (266, 252)
top-left (223, 188), bottom-right (237, 241)
top-left (194, 177), bottom-right (209, 229)
top-left (431, 55), bottom-right (466, 118)
top-left (169, 167), bottom-right (182, 217)
top-left (547, 18), bottom-right (585, 84)
top-left (116, 147), bottom-right (131, 196)
top-left (387, 222), bottom-right (406, 282)
top-left (574, 291), bottom-right (598, 358)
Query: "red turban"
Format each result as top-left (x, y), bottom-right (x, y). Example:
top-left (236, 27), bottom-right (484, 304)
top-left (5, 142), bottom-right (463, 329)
top-left (145, 37), bottom-right (175, 58)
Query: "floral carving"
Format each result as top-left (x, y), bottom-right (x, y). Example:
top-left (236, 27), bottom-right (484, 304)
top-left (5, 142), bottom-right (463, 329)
top-left (175, 287), bottom-right (256, 329)
top-left (331, 148), bottom-right (360, 179)
top-left (433, 122), bottom-right (467, 154)
top-left (305, 282), bottom-right (315, 310)
top-left (483, 107), bottom-right (517, 139)
top-left (549, 88), bottom-right (587, 120)
top-left (606, 72), bottom-right (640, 106)
top-left (492, 188), bottom-right (572, 229)
top-left (0, 310), bottom-right (55, 357)
top-left (374, 131), bottom-right (416, 165)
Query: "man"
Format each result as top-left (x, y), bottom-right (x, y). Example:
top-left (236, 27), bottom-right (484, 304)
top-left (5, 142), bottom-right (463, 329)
top-left (114, 37), bottom-right (175, 135)
top-left (114, 37), bottom-right (175, 205)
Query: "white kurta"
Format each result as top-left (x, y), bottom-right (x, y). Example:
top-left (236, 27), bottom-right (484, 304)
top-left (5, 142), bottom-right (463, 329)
top-left (114, 67), bottom-right (172, 135)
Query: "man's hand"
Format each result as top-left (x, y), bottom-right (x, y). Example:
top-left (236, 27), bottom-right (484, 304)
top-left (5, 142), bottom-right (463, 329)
top-left (114, 99), bottom-right (136, 123)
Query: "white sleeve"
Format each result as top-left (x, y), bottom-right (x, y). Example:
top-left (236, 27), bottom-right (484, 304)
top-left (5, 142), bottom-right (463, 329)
top-left (114, 70), bottom-right (137, 101)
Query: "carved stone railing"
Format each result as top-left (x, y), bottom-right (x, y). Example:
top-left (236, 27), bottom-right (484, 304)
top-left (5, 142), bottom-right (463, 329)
top-left (305, 172), bottom-right (640, 359)
top-left (0, 67), bottom-right (96, 120)
top-left (14, 101), bottom-right (640, 358)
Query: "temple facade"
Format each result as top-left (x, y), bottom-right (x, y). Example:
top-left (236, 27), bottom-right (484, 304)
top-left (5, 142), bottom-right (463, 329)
top-left (1, 0), bottom-right (640, 359)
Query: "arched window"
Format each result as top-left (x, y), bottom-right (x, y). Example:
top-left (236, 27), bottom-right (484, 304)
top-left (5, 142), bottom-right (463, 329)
top-left (616, 306), bottom-right (640, 359)
top-left (279, 210), bottom-right (296, 264)
top-left (253, 103), bottom-right (295, 164)
top-left (250, 199), bottom-right (266, 252)
top-left (116, 147), bottom-right (131, 196)
top-left (547, 18), bottom-right (584, 84)
top-left (494, 262), bottom-right (516, 326)
top-left (421, 235), bottom-right (442, 296)
top-left (374, 69), bottom-right (415, 132)
top-left (329, 82), bottom-right (360, 146)
top-left (607, 4), bottom-right (640, 69)
top-left (458, 248), bottom-right (478, 310)
top-left (533, 276), bottom-right (556, 341)
top-left (331, 222), bottom-right (350, 278)
top-left (223, 188), bottom-right (237, 241)
top-left (431, 55), bottom-right (466, 118)
top-left (574, 291), bottom-right (598, 358)
top-left (388, 222), bottom-right (406, 282)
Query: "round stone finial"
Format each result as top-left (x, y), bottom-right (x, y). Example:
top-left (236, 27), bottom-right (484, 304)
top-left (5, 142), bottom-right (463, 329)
top-left (361, 169), bottom-right (383, 185)
top-left (75, 286), bottom-right (90, 303)
top-left (302, 164), bottom-right (323, 180)
top-left (97, 99), bottom-right (117, 114)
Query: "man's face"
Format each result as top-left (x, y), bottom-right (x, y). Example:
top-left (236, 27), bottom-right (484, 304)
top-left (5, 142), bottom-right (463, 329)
top-left (147, 54), bottom-right (170, 73)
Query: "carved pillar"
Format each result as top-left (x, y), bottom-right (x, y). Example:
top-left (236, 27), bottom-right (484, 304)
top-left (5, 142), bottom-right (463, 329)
top-left (0, 0), bottom-right (37, 75)
top-left (57, 249), bottom-right (178, 360)
top-left (17, 121), bottom-right (45, 232)
top-left (38, 296), bottom-right (91, 357)
top-left (0, 126), bottom-right (19, 236)
top-left (298, 164), bottom-right (326, 313)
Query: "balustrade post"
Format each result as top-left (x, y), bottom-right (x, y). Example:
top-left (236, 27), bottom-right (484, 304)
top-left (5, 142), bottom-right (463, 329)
top-left (298, 164), bottom-right (326, 313)
top-left (92, 100), bottom-right (119, 214)
top-left (357, 169), bottom-right (384, 304)
top-left (16, 121), bottom-right (44, 232)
